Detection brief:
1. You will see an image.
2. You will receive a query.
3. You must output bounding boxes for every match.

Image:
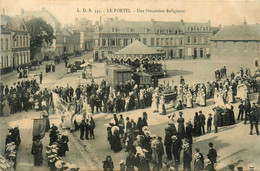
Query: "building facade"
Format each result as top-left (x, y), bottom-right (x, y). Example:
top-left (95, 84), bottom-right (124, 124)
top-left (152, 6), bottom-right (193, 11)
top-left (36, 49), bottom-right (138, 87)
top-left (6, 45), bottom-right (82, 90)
top-left (93, 18), bottom-right (212, 61)
top-left (211, 21), bottom-right (260, 59)
top-left (0, 15), bottom-right (30, 74)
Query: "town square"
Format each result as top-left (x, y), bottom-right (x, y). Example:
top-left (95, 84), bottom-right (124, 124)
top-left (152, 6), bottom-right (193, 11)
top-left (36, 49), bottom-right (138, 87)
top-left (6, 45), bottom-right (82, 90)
top-left (0, 0), bottom-right (260, 171)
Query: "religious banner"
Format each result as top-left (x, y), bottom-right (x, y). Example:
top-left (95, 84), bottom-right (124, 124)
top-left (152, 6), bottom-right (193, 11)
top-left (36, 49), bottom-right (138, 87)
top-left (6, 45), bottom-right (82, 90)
top-left (52, 92), bottom-right (69, 115)
top-left (33, 118), bottom-right (47, 139)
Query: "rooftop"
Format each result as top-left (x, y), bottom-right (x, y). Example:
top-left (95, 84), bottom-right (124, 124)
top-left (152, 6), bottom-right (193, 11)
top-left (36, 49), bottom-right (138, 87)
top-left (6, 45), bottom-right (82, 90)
top-left (114, 40), bottom-right (161, 55)
top-left (212, 23), bottom-right (260, 41)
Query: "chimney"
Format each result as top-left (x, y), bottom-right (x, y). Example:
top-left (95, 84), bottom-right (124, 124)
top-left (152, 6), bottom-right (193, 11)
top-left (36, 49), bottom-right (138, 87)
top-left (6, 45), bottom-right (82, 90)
top-left (180, 19), bottom-right (184, 25)
top-left (42, 7), bottom-right (46, 11)
top-left (99, 16), bottom-right (102, 25)
top-left (151, 18), bottom-right (154, 22)
top-left (115, 16), bottom-right (118, 21)
top-left (3, 8), bottom-right (5, 15)
top-left (208, 20), bottom-right (211, 25)
top-left (21, 8), bottom-right (24, 14)
top-left (219, 24), bottom-right (222, 28)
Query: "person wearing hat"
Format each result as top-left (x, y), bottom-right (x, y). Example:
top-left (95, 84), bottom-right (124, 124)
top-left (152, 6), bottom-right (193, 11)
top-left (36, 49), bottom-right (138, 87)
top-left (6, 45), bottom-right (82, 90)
top-left (249, 104), bottom-right (259, 135)
top-left (118, 115), bottom-right (125, 138)
top-left (103, 155), bottom-right (114, 171)
top-left (59, 132), bottom-right (69, 157)
top-left (207, 142), bottom-right (217, 169)
top-left (185, 121), bottom-right (193, 151)
top-left (164, 128), bottom-right (172, 160)
top-left (244, 98), bottom-right (251, 124)
top-left (31, 136), bottom-right (43, 166)
top-left (207, 114), bottom-right (213, 133)
top-left (204, 158), bottom-right (214, 171)
top-left (199, 111), bottom-right (206, 135)
top-left (172, 135), bottom-right (182, 165)
top-left (194, 148), bottom-right (204, 170)
top-left (119, 160), bottom-right (125, 171)
top-left (183, 140), bottom-right (192, 171)
top-left (177, 112), bottom-right (185, 139)
top-left (237, 100), bottom-right (245, 121)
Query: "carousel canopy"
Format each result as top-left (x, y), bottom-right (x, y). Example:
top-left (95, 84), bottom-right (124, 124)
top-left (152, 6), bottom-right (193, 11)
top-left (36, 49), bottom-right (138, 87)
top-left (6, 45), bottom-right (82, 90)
top-left (114, 40), bottom-right (161, 55)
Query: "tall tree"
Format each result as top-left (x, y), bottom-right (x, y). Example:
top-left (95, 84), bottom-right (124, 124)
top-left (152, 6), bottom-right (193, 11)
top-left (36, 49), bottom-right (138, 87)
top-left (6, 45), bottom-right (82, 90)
top-left (26, 18), bottom-right (55, 60)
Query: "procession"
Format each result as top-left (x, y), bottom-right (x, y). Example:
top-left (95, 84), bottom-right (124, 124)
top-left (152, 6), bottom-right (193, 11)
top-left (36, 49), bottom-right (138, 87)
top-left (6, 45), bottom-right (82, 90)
top-left (1, 1), bottom-right (260, 171)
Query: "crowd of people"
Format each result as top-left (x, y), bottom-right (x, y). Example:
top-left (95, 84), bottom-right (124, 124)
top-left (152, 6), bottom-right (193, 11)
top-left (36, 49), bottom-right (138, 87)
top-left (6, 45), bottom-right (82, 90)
top-left (103, 112), bottom-right (220, 171)
top-left (0, 79), bottom-right (53, 117)
top-left (16, 66), bottom-right (29, 78)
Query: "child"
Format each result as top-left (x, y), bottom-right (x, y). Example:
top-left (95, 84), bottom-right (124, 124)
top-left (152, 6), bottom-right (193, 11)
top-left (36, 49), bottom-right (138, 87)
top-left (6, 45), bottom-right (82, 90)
top-left (207, 114), bottom-right (212, 133)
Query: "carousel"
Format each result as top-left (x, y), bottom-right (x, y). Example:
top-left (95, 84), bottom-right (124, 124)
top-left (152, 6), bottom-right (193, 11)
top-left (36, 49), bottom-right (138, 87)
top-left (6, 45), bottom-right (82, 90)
top-left (106, 40), bottom-right (166, 87)
top-left (112, 40), bottom-right (166, 76)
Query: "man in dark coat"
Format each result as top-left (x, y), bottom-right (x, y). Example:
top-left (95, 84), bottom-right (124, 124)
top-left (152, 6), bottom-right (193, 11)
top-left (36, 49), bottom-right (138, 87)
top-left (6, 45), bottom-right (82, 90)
top-left (207, 142), bottom-right (217, 170)
top-left (164, 128), bottom-right (172, 160)
top-left (244, 99), bottom-right (251, 124)
top-left (199, 111), bottom-right (206, 134)
top-left (185, 121), bottom-right (193, 151)
top-left (125, 149), bottom-right (135, 171)
top-left (172, 135), bottom-right (182, 165)
top-left (60, 132), bottom-right (69, 157)
top-left (79, 120), bottom-right (86, 140)
top-left (238, 101), bottom-right (244, 120)
top-left (183, 140), bottom-right (192, 171)
top-left (249, 104), bottom-right (259, 135)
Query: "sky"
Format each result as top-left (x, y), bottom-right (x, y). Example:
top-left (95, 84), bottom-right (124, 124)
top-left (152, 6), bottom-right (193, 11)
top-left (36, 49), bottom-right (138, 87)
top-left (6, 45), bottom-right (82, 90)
top-left (1, 0), bottom-right (260, 27)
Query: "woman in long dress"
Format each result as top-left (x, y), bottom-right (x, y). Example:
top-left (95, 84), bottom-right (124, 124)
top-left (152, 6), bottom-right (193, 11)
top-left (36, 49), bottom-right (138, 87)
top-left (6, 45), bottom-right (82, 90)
top-left (216, 90), bottom-right (225, 107)
top-left (227, 87), bottom-right (235, 103)
top-left (213, 88), bottom-right (218, 103)
top-left (151, 97), bottom-right (158, 112)
top-left (177, 112), bottom-right (185, 139)
top-left (158, 96), bottom-right (166, 115)
top-left (3, 98), bottom-right (11, 117)
top-left (199, 90), bottom-right (206, 107)
top-left (186, 91), bottom-right (193, 108)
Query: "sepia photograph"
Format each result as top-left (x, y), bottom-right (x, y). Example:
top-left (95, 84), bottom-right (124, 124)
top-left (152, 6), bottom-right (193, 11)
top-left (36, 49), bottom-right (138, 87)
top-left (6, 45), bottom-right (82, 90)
top-left (0, 0), bottom-right (260, 170)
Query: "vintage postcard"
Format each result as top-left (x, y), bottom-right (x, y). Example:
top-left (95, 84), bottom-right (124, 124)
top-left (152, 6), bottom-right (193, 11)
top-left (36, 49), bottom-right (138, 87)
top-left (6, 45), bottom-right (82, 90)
top-left (0, 0), bottom-right (260, 170)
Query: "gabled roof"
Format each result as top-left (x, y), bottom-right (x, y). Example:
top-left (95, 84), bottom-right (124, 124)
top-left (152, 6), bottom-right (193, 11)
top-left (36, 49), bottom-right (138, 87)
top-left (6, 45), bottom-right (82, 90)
top-left (114, 40), bottom-right (160, 55)
top-left (212, 24), bottom-right (260, 41)
top-left (1, 15), bottom-right (28, 32)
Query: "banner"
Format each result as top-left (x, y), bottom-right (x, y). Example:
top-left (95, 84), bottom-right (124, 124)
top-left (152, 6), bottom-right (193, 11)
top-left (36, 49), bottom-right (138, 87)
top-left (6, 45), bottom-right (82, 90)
top-left (52, 92), bottom-right (69, 115)
top-left (33, 119), bottom-right (47, 139)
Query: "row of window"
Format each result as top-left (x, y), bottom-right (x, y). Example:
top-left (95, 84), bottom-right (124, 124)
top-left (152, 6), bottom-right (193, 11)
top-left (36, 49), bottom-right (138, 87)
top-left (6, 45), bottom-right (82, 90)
top-left (13, 35), bottom-right (29, 48)
top-left (110, 27), bottom-right (209, 33)
top-left (187, 26), bottom-right (210, 32)
top-left (0, 52), bottom-right (30, 68)
top-left (0, 35), bottom-right (29, 51)
top-left (0, 38), bottom-right (9, 51)
top-left (96, 37), bottom-right (184, 47)
top-left (187, 36), bottom-right (210, 44)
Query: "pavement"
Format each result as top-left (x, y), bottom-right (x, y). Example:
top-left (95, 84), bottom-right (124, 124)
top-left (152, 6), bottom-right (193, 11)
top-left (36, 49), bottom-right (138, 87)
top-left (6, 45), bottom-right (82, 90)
top-left (1, 55), bottom-right (260, 170)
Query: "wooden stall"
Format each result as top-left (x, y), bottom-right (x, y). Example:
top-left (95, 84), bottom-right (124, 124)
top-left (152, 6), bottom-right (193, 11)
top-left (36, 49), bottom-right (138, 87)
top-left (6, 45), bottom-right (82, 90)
top-left (105, 64), bottom-right (133, 87)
